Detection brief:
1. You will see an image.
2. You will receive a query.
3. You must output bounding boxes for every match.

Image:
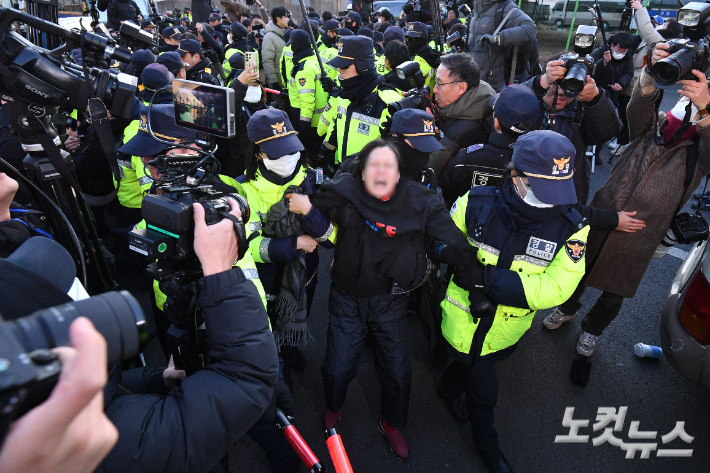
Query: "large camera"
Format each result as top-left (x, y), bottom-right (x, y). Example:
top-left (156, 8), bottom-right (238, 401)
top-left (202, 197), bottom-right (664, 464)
top-left (650, 2), bottom-right (710, 88)
top-left (118, 21), bottom-right (157, 54)
top-left (387, 61), bottom-right (438, 116)
top-left (555, 52), bottom-right (595, 97)
top-left (127, 150), bottom-right (249, 374)
top-left (0, 290), bottom-right (147, 445)
top-left (446, 31), bottom-right (466, 53)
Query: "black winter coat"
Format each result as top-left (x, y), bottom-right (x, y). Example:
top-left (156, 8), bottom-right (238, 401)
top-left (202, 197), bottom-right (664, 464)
top-left (526, 76), bottom-right (622, 204)
top-left (311, 173), bottom-right (478, 297)
top-left (97, 0), bottom-right (141, 30)
top-left (591, 46), bottom-right (634, 105)
top-left (97, 268), bottom-right (279, 473)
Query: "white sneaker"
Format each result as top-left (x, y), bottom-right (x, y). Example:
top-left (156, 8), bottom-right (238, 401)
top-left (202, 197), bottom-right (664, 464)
top-left (607, 138), bottom-right (617, 149)
top-left (543, 307), bottom-right (578, 329)
top-left (577, 331), bottom-right (598, 357)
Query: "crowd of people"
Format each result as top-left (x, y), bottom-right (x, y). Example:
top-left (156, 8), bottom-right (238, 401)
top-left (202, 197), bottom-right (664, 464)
top-left (0, 0), bottom-right (709, 472)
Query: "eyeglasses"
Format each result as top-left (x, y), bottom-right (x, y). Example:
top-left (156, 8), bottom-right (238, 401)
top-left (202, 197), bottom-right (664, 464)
top-left (435, 80), bottom-right (461, 87)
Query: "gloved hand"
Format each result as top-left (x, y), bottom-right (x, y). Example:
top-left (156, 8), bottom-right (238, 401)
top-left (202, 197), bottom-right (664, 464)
top-left (452, 263), bottom-right (485, 291)
top-left (263, 377), bottom-right (296, 424)
top-left (467, 289), bottom-right (497, 320)
top-left (320, 76), bottom-right (337, 93)
top-left (479, 34), bottom-right (497, 47)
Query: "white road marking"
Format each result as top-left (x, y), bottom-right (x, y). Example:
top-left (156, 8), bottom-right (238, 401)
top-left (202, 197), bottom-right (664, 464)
top-left (669, 247), bottom-right (688, 260)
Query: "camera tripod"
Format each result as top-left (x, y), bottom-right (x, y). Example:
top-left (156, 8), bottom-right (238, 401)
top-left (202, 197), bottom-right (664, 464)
top-left (9, 100), bottom-right (116, 294)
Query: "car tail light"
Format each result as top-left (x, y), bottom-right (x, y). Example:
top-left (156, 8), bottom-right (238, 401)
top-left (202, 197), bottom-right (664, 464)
top-left (679, 266), bottom-right (710, 345)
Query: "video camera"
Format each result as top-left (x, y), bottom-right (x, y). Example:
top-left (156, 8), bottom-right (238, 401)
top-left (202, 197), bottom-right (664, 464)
top-left (650, 2), bottom-right (710, 88)
top-left (0, 290), bottom-right (147, 445)
top-left (118, 21), bottom-right (157, 54)
top-left (387, 61), bottom-right (438, 118)
top-left (554, 25), bottom-right (597, 97)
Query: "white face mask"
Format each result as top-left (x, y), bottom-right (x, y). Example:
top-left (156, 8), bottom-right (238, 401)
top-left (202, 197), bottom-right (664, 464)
top-left (262, 151), bottom-right (300, 178)
top-left (612, 51), bottom-right (626, 60)
top-left (514, 177), bottom-right (554, 208)
top-left (245, 85), bottom-right (262, 103)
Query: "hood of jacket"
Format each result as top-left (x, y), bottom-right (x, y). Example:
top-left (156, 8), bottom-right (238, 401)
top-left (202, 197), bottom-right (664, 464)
top-left (266, 21), bottom-right (286, 38)
top-left (438, 80), bottom-right (495, 121)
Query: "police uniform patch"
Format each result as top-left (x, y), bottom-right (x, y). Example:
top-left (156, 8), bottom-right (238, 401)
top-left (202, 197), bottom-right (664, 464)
top-left (552, 156), bottom-right (571, 175)
top-left (357, 122), bottom-right (370, 135)
top-left (299, 78), bottom-right (306, 86)
top-left (467, 144), bottom-right (484, 154)
top-left (450, 200), bottom-right (457, 216)
top-left (565, 240), bottom-right (586, 263)
top-left (526, 237), bottom-right (557, 261)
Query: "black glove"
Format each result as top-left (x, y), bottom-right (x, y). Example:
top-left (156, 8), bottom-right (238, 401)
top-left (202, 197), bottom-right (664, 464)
top-left (263, 378), bottom-right (295, 424)
top-left (452, 264), bottom-right (497, 320)
top-left (467, 289), bottom-right (497, 320)
top-left (298, 120), bottom-right (311, 134)
top-left (479, 34), bottom-right (495, 47)
top-left (320, 75), bottom-right (337, 93)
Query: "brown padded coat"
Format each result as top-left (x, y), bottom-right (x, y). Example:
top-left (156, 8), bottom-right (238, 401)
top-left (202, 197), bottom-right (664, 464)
top-left (583, 69), bottom-right (710, 298)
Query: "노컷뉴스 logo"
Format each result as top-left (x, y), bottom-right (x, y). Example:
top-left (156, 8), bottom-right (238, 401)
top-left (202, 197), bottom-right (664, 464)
top-left (555, 407), bottom-right (693, 459)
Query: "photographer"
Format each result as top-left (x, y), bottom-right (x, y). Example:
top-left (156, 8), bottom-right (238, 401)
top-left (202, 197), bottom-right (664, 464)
top-left (98, 197), bottom-right (279, 473)
top-left (468, 0), bottom-right (536, 92)
top-left (319, 36), bottom-right (402, 176)
top-left (526, 55), bottom-right (621, 204)
top-left (542, 43), bottom-right (710, 360)
top-left (405, 22), bottom-right (441, 90)
top-left (591, 32), bottom-right (634, 107)
top-left (383, 40), bottom-right (415, 91)
top-left (178, 38), bottom-right (221, 85)
top-left (97, 0), bottom-right (142, 31)
top-left (402, 0), bottom-right (432, 23)
top-left (439, 131), bottom-right (589, 473)
top-left (428, 53), bottom-right (495, 176)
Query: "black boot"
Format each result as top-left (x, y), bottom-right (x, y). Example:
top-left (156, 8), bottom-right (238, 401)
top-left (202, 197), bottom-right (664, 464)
top-left (484, 451), bottom-right (514, 473)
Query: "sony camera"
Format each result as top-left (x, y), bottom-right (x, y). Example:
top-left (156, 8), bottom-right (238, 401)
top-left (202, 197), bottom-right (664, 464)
top-left (555, 52), bottom-right (595, 97)
top-left (387, 61), bottom-right (438, 115)
top-left (0, 290), bottom-right (146, 445)
top-left (651, 2), bottom-right (710, 88)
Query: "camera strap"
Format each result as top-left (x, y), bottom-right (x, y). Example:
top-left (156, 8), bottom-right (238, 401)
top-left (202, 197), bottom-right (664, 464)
top-left (653, 89), bottom-right (695, 147)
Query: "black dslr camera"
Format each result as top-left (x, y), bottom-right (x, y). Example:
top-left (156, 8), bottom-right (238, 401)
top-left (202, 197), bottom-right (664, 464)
top-left (651, 2), bottom-right (710, 88)
top-left (555, 52), bottom-right (595, 97)
top-left (446, 31), bottom-right (466, 53)
top-left (387, 61), bottom-right (439, 117)
top-left (671, 211), bottom-right (709, 244)
top-left (118, 21), bottom-right (157, 54)
top-left (0, 291), bottom-right (146, 445)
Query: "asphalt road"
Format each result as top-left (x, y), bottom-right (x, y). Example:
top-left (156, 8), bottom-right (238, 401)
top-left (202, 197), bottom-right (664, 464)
top-left (133, 86), bottom-right (710, 473)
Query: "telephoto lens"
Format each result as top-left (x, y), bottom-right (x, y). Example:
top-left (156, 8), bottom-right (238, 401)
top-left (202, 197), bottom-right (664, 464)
top-left (8, 291), bottom-right (148, 366)
top-left (652, 48), bottom-right (697, 88)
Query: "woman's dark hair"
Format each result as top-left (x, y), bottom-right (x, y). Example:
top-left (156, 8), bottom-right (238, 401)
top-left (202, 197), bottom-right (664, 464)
top-left (439, 53), bottom-right (480, 92)
top-left (244, 142), bottom-right (310, 182)
top-left (610, 31), bottom-right (634, 50)
top-left (501, 160), bottom-right (527, 182)
top-left (448, 22), bottom-right (467, 37)
top-left (662, 19), bottom-right (684, 39)
top-left (271, 7), bottom-right (288, 23)
top-left (384, 40), bottom-right (410, 70)
top-left (349, 139), bottom-right (403, 177)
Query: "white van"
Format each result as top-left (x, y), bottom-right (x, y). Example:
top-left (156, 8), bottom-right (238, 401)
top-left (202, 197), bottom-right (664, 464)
top-left (548, 0), bottom-right (625, 30)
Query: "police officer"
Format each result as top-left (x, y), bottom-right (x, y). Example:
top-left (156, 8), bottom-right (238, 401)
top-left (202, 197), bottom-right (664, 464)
top-left (320, 19), bottom-right (341, 80)
top-left (157, 50), bottom-right (187, 79)
top-left (439, 84), bottom-right (542, 207)
top-left (178, 38), bottom-right (220, 85)
top-left (288, 30), bottom-right (328, 159)
top-left (209, 12), bottom-right (228, 44)
top-left (160, 26), bottom-right (182, 53)
top-left (223, 21), bottom-right (249, 74)
top-left (438, 130), bottom-right (589, 473)
top-left (319, 36), bottom-right (402, 176)
top-left (376, 25), bottom-right (405, 76)
top-left (387, 108), bottom-right (443, 187)
top-left (404, 22), bottom-right (441, 90)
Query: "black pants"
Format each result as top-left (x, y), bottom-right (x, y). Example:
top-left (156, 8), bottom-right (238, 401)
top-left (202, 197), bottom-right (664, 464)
top-left (616, 94), bottom-right (631, 146)
top-left (321, 286), bottom-right (411, 428)
top-left (437, 343), bottom-right (517, 462)
top-left (246, 417), bottom-right (301, 473)
top-left (560, 284), bottom-right (624, 337)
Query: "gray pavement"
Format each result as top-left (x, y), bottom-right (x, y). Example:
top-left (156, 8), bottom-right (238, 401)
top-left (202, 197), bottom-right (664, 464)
top-left (228, 87), bottom-right (710, 473)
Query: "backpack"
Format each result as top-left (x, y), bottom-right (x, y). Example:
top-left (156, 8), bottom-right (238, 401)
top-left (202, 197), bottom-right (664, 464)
top-left (493, 0), bottom-right (540, 85)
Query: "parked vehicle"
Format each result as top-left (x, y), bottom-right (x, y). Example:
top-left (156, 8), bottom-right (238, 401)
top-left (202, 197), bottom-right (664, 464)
top-left (548, 0), bottom-right (625, 30)
top-left (660, 239), bottom-right (710, 389)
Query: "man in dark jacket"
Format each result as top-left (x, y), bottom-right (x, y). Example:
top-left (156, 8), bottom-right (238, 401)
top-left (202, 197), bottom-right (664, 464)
top-left (428, 53), bottom-right (495, 175)
top-left (179, 38), bottom-right (221, 85)
top-left (591, 32), bottom-right (635, 106)
top-left (98, 0), bottom-right (142, 30)
top-left (382, 40), bottom-right (415, 91)
top-left (439, 84), bottom-right (541, 207)
top-left (96, 197), bottom-right (279, 473)
top-left (525, 55), bottom-right (621, 205)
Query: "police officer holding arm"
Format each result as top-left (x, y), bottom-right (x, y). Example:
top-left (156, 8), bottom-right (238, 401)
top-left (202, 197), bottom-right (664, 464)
top-left (437, 131), bottom-right (589, 473)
